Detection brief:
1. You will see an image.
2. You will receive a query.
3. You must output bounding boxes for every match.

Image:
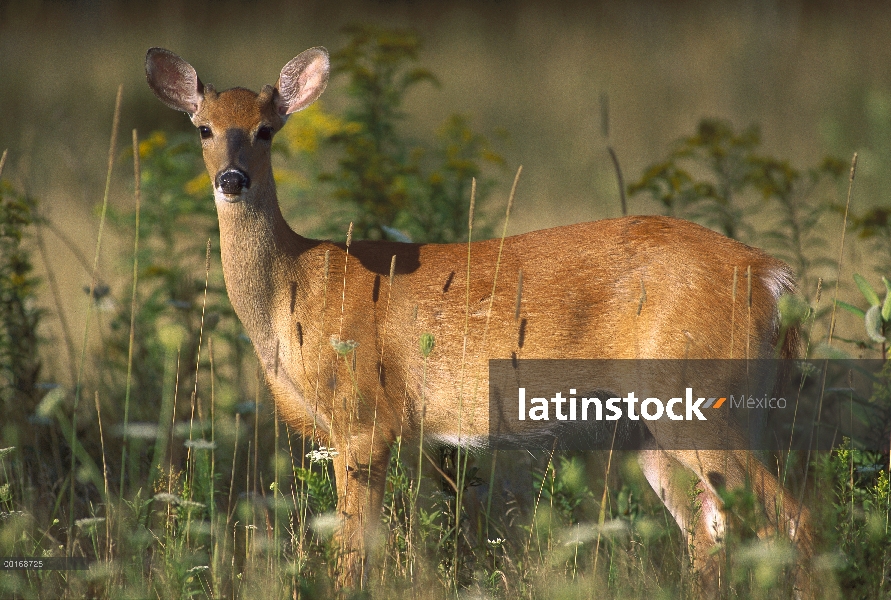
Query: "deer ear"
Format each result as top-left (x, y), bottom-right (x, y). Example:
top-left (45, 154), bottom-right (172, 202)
top-left (274, 47), bottom-right (330, 117)
top-left (145, 48), bottom-right (205, 115)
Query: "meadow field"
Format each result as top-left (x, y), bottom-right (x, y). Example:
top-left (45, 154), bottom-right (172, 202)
top-left (1, 1), bottom-right (890, 597)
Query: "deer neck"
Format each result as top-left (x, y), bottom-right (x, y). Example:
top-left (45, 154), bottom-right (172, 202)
top-left (214, 176), bottom-right (311, 360)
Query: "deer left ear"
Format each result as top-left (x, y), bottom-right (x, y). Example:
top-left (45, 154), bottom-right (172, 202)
top-left (274, 47), bottom-right (330, 117)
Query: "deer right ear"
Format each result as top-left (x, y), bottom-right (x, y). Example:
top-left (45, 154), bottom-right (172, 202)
top-left (275, 47), bottom-right (330, 117)
top-left (145, 48), bottom-right (205, 115)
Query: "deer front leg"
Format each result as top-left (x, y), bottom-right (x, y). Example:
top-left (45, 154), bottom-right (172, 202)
top-left (717, 451), bottom-right (814, 600)
top-left (641, 450), bottom-right (813, 598)
top-left (331, 436), bottom-right (391, 589)
top-left (639, 448), bottom-right (726, 598)
top-left (680, 452), bottom-right (812, 544)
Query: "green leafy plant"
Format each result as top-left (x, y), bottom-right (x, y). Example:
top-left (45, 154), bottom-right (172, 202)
top-left (814, 437), bottom-right (891, 597)
top-left (320, 24), bottom-right (504, 243)
top-left (533, 455), bottom-right (594, 528)
top-left (295, 446), bottom-right (338, 516)
top-left (0, 176), bottom-right (42, 424)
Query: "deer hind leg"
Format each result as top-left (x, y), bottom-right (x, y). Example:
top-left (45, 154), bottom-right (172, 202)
top-left (331, 435), bottom-right (391, 589)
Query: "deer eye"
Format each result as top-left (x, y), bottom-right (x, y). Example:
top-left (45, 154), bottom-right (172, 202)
top-left (257, 126), bottom-right (273, 141)
top-left (198, 125), bottom-right (212, 139)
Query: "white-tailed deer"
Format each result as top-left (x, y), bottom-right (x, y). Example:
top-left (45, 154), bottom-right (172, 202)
top-left (146, 46), bottom-right (813, 596)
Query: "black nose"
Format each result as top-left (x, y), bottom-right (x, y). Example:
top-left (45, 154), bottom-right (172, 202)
top-left (216, 169), bottom-right (251, 196)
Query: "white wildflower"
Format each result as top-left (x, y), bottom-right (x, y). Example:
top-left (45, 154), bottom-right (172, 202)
top-left (117, 423), bottom-right (160, 439)
top-left (76, 517), bottom-right (106, 531)
top-left (310, 512), bottom-right (340, 536)
top-left (184, 439), bottom-right (216, 450)
top-left (188, 565), bottom-right (210, 573)
top-left (306, 446), bottom-right (339, 463)
top-left (153, 492), bottom-right (181, 505)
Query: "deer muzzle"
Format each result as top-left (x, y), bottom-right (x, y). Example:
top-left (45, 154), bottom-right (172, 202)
top-left (216, 169), bottom-right (251, 200)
